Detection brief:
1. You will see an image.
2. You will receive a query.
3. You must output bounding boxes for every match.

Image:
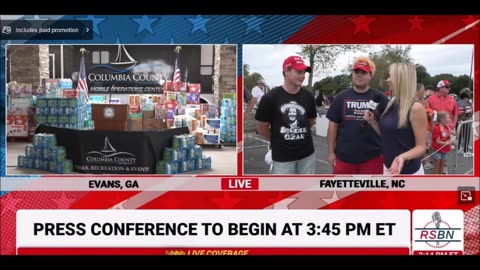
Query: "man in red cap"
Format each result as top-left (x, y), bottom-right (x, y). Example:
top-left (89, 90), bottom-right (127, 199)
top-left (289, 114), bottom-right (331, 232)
top-left (427, 80), bottom-right (460, 131)
top-left (426, 80), bottom-right (460, 174)
top-left (326, 56), bottom-right (389, 174)
top-left (255, 55), bottom-right (317, 174)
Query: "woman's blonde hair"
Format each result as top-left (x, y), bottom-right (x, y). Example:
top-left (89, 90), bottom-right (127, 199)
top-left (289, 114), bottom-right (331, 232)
top-left (353, 56), bottom-right (376, 75)
top-left (382, 62), bottom-right (417, 128)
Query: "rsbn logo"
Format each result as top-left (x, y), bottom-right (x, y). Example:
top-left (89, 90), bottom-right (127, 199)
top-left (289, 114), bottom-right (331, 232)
top-left (414, 211), bottom-right (461, 249)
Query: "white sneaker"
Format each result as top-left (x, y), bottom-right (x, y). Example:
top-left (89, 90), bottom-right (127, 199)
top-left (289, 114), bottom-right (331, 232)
top-left (463, 152), bottom-right (473, 158)
top-left (443, 166), bottom-right (448, 174)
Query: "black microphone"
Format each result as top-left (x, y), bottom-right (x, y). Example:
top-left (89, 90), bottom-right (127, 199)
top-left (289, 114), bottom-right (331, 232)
top-left (361, 94), bottom-right (382, 127)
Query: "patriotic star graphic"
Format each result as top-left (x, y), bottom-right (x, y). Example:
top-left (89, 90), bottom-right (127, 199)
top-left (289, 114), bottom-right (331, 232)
top-left (187, 15), bottom-right (211, 34)
top-left (211, 192), bottom-right (241, 209)
top-left (271, 198), bottom-right (297, 210)
top-left (321, 191), bottom-right (340, 206)
top-left (131, 15), bottom-right (158, 35)
top-left (409, 16), bottom-right (424, 31)
top-left (349, 16), bottom-right (376, 34)
top-left (76, 15), bottom-right (107, 37)
top-left (50, 192), bottom-right (77, 209)
top-left (241, 16), bottom-right (265, 35)
top-left (1, 196), bottom-right (23, 215)
top-left (22, 15), bottom-right (50, 20)
top-left (462, 15), bottom-right (479, 30)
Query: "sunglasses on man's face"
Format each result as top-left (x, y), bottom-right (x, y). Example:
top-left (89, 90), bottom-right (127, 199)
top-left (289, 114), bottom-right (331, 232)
top-left (444, 86), bottom-right (450, 89)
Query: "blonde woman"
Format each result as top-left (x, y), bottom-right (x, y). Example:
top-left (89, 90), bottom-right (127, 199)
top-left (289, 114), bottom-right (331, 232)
top-left (363, 63), bottom-right (427, 175)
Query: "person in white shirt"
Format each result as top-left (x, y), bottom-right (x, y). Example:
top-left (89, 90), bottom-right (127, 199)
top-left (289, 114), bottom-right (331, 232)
top-left (251, 79), bottom-right (266, 107)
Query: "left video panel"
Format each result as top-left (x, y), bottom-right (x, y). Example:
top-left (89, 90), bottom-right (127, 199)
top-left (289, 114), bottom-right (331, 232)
top-left (5, 44), bottom-right (238, 175)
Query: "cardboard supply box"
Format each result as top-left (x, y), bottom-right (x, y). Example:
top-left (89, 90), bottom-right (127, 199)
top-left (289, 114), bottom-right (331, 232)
top-left (14, 115), bottom-right (28, 125)
top-left (164, 81), bottom-right (174, 91)
top-left (42, 78), bottom-right (60, 89)
top-left (143, 118), bottom-right (154, 128)
top-left (205, 118), bottom-right (221, 130)
top-left (7, 115), bottom-right (15, 125)
top-left (151, 95), bottom-right (164, 104)
top-left (153, 118), bottom-right (166, 130)
top-left (7, 107), bottom-right (30, 116)
top-left (188, 83), bottom-right (201, 93)
top-left (129, 95), bottom-right (141, 106)
top-left (63, 89), bottom-right (77, 98)
top-left (10, 97), bottom-right (32, 108)
top-left (9, 83), bottom-right (33, 98)
top-left (203, 133), bottom-right (220, 145)
top-left (129, 119), bottom-right (143, 131)
top-left (143, 110), bottom-right (155, 119)
top-left (7, 124), bottom-right (28, 137)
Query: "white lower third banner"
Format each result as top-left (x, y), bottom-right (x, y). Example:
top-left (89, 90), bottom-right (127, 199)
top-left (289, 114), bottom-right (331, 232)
top-left (17, 210), bottom-right (410, 255)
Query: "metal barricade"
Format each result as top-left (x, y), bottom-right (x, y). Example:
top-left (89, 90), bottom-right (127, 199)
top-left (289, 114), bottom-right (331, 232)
top-left (453, 120), bottom-right (474, 174)
top-left (243, 107), bottom-right (270, 174)
top-left (243, 109), bottom-right (269, 149)
top-left (422, 119), bottom-right (474, 175)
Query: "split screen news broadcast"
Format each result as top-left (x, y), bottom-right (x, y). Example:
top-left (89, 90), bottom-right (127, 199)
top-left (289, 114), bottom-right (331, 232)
top-left (0, 14), bottom-right (478, 256)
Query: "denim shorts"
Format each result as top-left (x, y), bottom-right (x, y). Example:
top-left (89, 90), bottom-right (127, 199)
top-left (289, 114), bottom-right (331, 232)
top-left (271, 152), bottom-right (316, 174)
top-left (432, 152), bottom-right (448, 160)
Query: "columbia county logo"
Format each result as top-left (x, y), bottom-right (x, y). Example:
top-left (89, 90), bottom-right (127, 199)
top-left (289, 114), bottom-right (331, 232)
top-left (91, 44), bottom-right (138, 73)
top-left (412, 210), bottom-right (464, 254)
top-left (103, 107), bottom-right (115, 119)
top-left (86, 137), bottom-right (136, 164)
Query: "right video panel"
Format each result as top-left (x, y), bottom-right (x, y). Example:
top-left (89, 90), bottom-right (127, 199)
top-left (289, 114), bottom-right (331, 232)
top-left (243, 44), bottom-right (474, 176)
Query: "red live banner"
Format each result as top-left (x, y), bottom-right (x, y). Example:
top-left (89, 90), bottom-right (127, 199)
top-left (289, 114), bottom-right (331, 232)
top-left (18, 247), bottom-right (410, 255)
top-left (221, 178), bottom-right (259, 190)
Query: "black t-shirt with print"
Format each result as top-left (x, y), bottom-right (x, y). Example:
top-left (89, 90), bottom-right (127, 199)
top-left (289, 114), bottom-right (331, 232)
top-left (326, 87), bottom-right (389, 164)
top-left (255, 86), bottom-right (317, 162)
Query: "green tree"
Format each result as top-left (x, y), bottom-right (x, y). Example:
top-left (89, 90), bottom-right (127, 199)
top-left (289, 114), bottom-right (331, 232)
top-left (299, 45), bottom-right (368, 93)
top-left (415, 64), bottom-right (431, 86)
top-left (451, 75), bottom-right (472, 96)
top-left (243, 64), bottom-right (265, 92)
top-left (314, 74), bottom-right (351, 95)
top-left (369, 45), bottom-right (413, 91)
top-left (243, 64), bottom-right (250, 77)
top-left (313, 81), bottom-right (323, 91)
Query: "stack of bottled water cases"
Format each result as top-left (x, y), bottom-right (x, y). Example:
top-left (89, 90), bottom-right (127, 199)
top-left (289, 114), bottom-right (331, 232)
top-left (35, 91), bottom-right (89, 130)
top-left (220, 94), bottom-right (236, 144)
top-left (84, 103), bottom-right (94, 130)
top-left (59, 79), bottom-right (73, 90)
top-left (17, 133), bottom-right (73, 174)
top-left (156, 134), bottom-right (212, 174)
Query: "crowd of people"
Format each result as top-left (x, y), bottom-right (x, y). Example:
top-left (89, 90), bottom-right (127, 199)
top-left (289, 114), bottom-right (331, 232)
top-left (244, 54), bottom-right (474, 175)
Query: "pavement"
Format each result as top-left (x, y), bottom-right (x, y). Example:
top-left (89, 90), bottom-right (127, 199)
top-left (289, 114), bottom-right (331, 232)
top-left (243, 118), bottom-right (474, 175)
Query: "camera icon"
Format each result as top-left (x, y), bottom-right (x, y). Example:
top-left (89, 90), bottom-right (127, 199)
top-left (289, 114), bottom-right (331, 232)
top-left (457, 186), bottom-right (475, 204)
